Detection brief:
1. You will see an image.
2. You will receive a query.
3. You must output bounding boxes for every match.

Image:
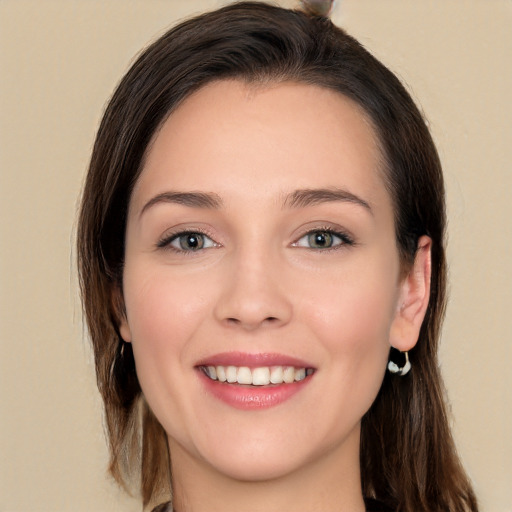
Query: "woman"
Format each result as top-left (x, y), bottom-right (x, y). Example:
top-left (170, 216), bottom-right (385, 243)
top-left (77, 2), bottom-right (478, 511)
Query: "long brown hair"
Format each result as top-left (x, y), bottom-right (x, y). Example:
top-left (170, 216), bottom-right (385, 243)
top-left (77, 3), bottom-right (478, 510)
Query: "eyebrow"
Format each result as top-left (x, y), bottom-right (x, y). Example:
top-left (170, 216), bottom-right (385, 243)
top-left (139, 191), bottom-right (223, 218)
top-left (139, 187), bottom-right (372, 218)
top-left (283, 188), bottom-right (372, 214)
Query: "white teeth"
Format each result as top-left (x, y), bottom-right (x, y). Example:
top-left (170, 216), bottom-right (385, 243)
top-left (216, 366), bottom-right (227, 382)
top-left (237, 366), bottom-right (252, 385)
top-left (205, 366), bottom-right (217, 380)
top-left (283, 366), bottom-right (295, 383)
top-left (252, 367), bottom-right (271, 386)
top-left (294, 367), bottom-right (306, 381)
top-left (269, 366), bottom-right (284, 384)
top-left (226, 365), bottom-right (237, 383)
top-left (202, 364), bottom-right (313, 386)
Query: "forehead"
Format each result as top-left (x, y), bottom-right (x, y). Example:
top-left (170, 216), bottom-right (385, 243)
top-left (132, 80), bottom-right (389, 212)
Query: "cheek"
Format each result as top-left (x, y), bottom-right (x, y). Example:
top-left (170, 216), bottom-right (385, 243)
top-left (306, 288), bottom-right (393, 384)
top-left (121, 264), bottom-right (220, 437)
top-left (122, 265), bottom-right (212, 376)
top-left (297, 254), bottom-right (399, 398)
top-left (304, 259), bottom-right (398, 348)
top-left (310, 284), bottom-right (393, 421)
top-left (313, 286), bottom-right (394, 343)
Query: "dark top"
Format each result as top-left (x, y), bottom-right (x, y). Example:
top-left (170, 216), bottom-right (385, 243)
top-left (152, 498), bottom-right (394, 512)
top-left (364, 497), bottom-right (395, 512)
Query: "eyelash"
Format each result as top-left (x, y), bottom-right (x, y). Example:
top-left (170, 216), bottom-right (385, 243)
top-left (293, 227), bottom-right (355, 252)
top-left (156, 226), bottom-right (355, 254)
top-left (157, 228), bottom-right (218, 254)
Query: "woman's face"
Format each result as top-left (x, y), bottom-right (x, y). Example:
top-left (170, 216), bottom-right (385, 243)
top-left (120, 80), bottom-right (414, 483)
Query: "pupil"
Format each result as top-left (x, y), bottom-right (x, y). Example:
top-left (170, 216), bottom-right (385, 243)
top-left (309, 231), bottom-right (332, 248)
top-left (181, 234), bottom-right (203, 250)
top-left (316, 233), bottom-right (326, 245)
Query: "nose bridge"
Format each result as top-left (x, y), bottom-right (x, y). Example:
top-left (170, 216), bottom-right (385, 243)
top-left (214, 240), bottom-right (293, 330)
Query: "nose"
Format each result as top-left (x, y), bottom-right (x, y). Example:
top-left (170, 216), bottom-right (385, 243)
top-left (213, 247), bottom-right (293, 331)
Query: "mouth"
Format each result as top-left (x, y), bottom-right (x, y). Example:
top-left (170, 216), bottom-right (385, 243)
top-left (199, 365), bottom-right (315, 386)
top-left (195, 352), bottom-right (316, 409)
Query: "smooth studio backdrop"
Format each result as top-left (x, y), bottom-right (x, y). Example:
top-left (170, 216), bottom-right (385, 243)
top-left (1, 1), bottom-right (511, 511)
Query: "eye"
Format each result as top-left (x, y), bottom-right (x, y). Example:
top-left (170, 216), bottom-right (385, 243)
top-left (294, 230), bottom-right (353, 250)
top-left (159, 231), bottom-right (217, 252)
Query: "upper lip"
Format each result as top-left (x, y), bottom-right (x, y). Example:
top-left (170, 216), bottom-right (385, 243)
top-left (195, 351), bottom-right (314, 369)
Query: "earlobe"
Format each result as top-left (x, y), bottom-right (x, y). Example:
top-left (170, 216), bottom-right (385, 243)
top-left (112, 285), bottom-right (132, 343)
top-left (389, 236), bottom-right (432, 352)
top-left (119, 316), bottom-right (132, 343)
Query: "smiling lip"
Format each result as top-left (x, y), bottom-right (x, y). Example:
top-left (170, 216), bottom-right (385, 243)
top-left (196, 351), bottom-right (312, 368)
top-left (196, 352), bottom-right (315, 410)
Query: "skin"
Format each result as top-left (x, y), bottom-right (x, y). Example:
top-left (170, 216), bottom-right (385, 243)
top-left (119, 80), bottom-right (431, 512)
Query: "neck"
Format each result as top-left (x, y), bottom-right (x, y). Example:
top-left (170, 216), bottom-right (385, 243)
top-left (168, 430), bottom-right (366, 512)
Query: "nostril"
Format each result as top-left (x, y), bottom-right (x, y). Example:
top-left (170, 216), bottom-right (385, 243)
top-left (224, 316), bottom-right (280, 328)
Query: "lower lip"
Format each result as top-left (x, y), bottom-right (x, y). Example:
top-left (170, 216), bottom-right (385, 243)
top-left (197, 371), bottom-right (311, 410)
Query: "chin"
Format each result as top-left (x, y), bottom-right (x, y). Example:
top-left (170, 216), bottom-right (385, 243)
top-left (203, 448), bottom-right (309, 483)
top-left (177, 419), bottom-right (359, 485)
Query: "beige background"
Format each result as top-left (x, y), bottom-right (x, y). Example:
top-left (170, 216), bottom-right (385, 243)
top-left (1, 1), bottom-right (511, 511)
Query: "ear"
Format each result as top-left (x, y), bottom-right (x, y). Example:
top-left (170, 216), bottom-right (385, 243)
top-left (112, 285), bottom-right (132, 343)
top-left (389, 236), bottom-right (432, 352)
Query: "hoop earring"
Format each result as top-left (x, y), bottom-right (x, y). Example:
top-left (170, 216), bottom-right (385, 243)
top-left (387, 350), bottom-right (411, 376)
